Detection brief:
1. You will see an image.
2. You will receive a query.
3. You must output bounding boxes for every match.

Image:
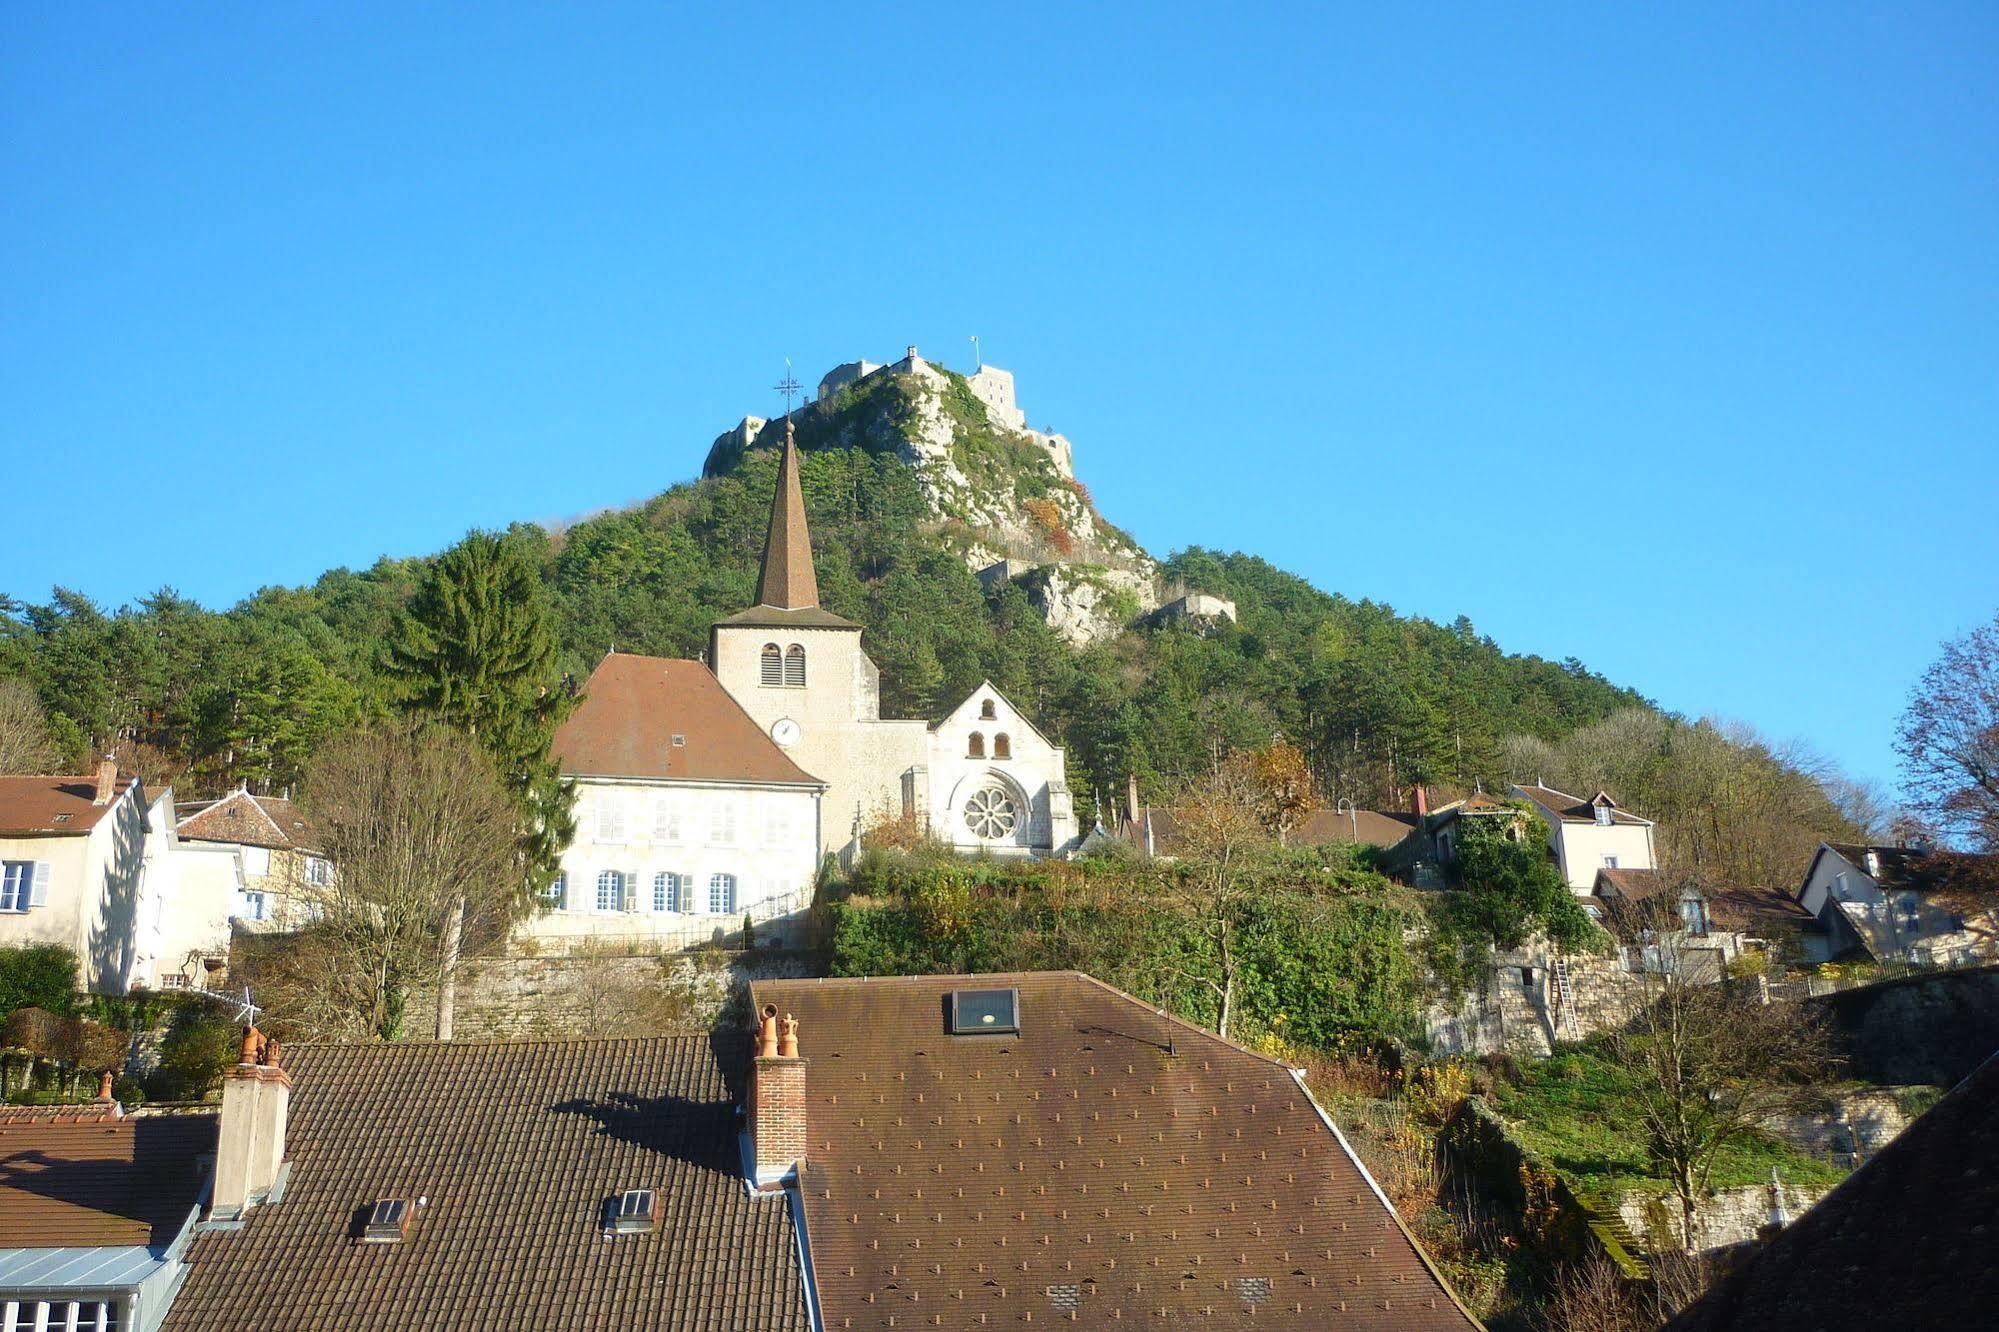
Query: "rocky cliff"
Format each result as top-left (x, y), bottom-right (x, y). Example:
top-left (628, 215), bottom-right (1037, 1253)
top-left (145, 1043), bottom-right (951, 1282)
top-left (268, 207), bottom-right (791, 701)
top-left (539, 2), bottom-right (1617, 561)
top-left (702, 349), bottom-right (1160, 644)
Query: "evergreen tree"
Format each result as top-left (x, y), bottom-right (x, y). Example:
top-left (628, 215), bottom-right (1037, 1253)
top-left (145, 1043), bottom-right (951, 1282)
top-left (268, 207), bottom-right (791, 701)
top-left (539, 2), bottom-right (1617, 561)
top-left (386, 529), bottom-right (576, 897)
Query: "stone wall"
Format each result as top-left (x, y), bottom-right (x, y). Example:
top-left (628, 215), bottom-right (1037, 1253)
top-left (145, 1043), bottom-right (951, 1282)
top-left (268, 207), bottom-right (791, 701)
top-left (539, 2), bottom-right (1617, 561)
top-left (1812, 962), bottom-right (1999, 1086)
top-left (1618, 1182), bottom-right (1829, 1255)
top-left (406, 949), bottom-right (818, 1042)
top-left (1760, 1086), bottom-right (1915, 1161)
top-left (1425, 947), bottom-right (1651, 1058)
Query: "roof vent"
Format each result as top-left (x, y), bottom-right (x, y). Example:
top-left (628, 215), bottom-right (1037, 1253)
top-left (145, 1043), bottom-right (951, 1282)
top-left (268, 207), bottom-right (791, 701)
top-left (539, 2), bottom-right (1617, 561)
top-left (671, 734), bottom-right (686, 747)
top-left (608, 1188), bottom-right (658, 1234)
top-left (949, 988), bottom-right (1020, 1036)
top-left (361, 1198), bottom-right (410, 1243)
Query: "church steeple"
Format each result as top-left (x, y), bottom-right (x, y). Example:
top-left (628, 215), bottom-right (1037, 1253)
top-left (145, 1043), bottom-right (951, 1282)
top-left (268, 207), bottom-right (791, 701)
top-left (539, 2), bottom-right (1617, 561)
top-left (755, 418), bottom-right (818, 610)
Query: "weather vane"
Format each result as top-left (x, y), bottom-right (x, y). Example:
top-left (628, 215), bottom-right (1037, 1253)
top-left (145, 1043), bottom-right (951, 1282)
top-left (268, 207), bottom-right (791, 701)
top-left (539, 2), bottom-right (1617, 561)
top-left (773, 359), bottom-right (802, 417)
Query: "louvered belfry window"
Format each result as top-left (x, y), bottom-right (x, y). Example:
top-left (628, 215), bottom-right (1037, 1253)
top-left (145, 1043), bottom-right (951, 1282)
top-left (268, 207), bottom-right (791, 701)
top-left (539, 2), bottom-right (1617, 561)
top-left (784, 643), bottom-right (806, 687)
top-left (760, 643), bottom-right (782, 685)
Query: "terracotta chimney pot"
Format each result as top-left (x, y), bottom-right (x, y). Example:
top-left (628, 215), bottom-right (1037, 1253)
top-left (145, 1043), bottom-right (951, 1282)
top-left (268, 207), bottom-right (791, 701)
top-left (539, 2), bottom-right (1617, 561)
top-left (98, 1070), bottom-right (115, 1101)
top-left (757, 1004), bottom-right (780, 1059)
top-left (93, 756), bottom-right (118, 806)
top-left (239, 1025), bottom-right (262, 1065)
top-left (778, 1014), bottom-right (799, 1059)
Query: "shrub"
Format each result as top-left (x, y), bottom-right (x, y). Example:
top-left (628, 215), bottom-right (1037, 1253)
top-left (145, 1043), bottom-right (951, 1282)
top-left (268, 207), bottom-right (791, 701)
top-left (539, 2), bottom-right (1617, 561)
top-left (0, 945), bottom-right (79, 1016)
top-left (146, 1004), bottom-right (240, 1102)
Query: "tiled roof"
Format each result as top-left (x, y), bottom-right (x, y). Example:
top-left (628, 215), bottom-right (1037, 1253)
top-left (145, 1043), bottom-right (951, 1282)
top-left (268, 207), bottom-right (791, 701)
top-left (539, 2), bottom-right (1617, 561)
top-left (0, 1113), bottom-right (215, 1249)
top-left (1815, 842), bottom-right (1996, 893)
top-left (175, 790), bottom-right (319, 852)
top-left (1509, 784), bottom-right (1650, 826)
top-left (1704, 883), bottom-right (1816, 935)
top-left (1592, 867), bottom-right (1665, 899)
top-left (1665, 1052), bottom-right (1999, 1332)
top-left (163, 1037), bottom-right (808, 1332)
top-left (0, 775), bottom-right (137, 837)
top-left (1138, 807), bottom-right (1418, 855)
top-left (551, 653), bottom-right (825, 788)
top-left (754, 972), bottom-right (1483, 1330)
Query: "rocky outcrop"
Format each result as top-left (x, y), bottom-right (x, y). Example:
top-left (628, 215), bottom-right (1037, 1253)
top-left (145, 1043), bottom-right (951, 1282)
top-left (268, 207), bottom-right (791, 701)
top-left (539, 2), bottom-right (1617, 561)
top-left (704, 350), bottom-right (1160, 642)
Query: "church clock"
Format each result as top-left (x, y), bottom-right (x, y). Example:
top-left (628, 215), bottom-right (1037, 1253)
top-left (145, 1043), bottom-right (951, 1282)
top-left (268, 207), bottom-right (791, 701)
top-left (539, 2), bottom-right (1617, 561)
top-left (770, 718), bottom-right (801, 748)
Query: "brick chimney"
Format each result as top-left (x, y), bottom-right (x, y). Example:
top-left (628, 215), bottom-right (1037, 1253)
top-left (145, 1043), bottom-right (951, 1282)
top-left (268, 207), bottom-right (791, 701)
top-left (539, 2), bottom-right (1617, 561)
top-left (212, 1025), bottom-right (291, 1219)
top-left (1412, 783), bottom-right (1429, 819)
top-left (92, 756), bottom-right (118, 806)
top-left (749, 1004), bottom-right (806, 1191)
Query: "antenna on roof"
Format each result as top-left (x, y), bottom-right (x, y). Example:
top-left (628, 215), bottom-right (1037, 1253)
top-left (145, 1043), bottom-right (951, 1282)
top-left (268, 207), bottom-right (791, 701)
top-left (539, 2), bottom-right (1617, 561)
top-left (232, 987), bottom-right (262, 1028)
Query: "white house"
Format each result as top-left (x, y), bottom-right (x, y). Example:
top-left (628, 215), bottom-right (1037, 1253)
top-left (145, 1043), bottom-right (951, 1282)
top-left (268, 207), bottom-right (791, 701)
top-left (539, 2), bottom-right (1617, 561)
top-left (173, 789), bottom-right (330, 933)
top-left (531, 653), bottom-right (827, 952)
top-left (133, 787), bottom-right (236, 992)
top-left (1509, 783), bottom-right (1658, 892)
top-left (1794, 842), bottom-right (1994, 968)
top-left (0, 760), bottom-right (150, 994)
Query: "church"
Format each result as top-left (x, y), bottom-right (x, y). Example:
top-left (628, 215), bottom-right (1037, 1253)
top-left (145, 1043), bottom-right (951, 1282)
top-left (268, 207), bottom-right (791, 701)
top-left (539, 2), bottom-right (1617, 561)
top-left (521, 420), bottom-right (1077, 950)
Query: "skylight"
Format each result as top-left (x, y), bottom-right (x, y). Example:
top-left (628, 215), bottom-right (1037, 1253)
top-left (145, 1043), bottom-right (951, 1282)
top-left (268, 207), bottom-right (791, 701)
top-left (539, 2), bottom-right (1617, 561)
top-left (949, 988), bottom-right (1020, 1035)
top-left (361, 1198), bottom-right (409, 1242)
top-left (609, 1188), bottom-right (658, 1234)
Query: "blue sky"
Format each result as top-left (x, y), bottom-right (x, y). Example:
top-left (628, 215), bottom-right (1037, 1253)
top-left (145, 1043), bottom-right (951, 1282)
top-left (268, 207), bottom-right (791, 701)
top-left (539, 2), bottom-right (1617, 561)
top-left (4, 4), bottom-right (1995, 793)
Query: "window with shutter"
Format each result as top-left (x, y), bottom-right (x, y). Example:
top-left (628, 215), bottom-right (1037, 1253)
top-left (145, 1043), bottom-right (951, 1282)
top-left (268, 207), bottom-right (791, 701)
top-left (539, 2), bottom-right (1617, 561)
top-left (1, 861), bottom-right (32, 912)
top-left (710, 801), bottom-right (737, 846)
top-left (596, 797), bottom-right (626, 843)
top-left (708, 873), bottom-right (736, 914)
top-left (654, 798), bottom-right (682, 843)
top-left (28, 861), bottom-right (51, 909)
top-left (595, 870), bottom-right (625, 912)
top-left (784, 644), bottom-right (806, 687)
top-left (760, 643), bottom-right (783, 685)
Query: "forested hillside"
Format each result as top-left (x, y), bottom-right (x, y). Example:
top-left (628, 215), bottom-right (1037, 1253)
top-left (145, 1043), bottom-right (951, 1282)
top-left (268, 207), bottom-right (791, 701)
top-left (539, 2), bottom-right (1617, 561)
top-left (1, 427), bottom-right (1645, 824)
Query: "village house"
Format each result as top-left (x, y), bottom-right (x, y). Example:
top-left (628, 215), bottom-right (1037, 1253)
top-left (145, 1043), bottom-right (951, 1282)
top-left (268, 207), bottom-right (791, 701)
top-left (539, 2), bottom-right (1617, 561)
top-left (0, 1089), bottom-right (216, 1332)
top-left (0, 761), bottom-right (150, 994)
top-left (1508, 783), bottom-right (1658, 891)
top-left (1591, 867), bottom-right (1817, 980)
top-left (533, 653), bottom-right (826, 951)
top-left (1793, 841), bottom-right (1996, 968)
top-left (172, 790), bottom-right (329, 934)
top-left (130, 787), bottom-right (233, 993)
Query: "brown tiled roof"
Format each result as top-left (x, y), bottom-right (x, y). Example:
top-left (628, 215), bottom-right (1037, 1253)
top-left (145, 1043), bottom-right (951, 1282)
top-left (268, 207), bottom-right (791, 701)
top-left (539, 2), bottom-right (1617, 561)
top-left (1815, 842), bottom-right (1996, 893)
top-left (162, 1037), bottom-right (808, 1332)
top-left (756, 421), bottom-right (821, 611)
top-left (753, 972), bottom-right (1483, 1330)
top-left (0, 774), bottom-right (138, 837)
top-left (1592, 867), bottom-right (1665, 900)
top-left (712, 603), bottom-right (863, 630)
top-left (1704, 883), bottom-right (1816, 935)
top-left (1665, 1052), bottom-right (1999, 1332)
top-left (0, 1113), bottom-right (215, 1249)
top-left (551, 653), bottom-right (825, 788)
top-left (175, 790), bottom-right (319, 852)
top-left (1510, 784), bottom-right (1650, 826)
top-left (1139, 807), bottom-right (1417, 856)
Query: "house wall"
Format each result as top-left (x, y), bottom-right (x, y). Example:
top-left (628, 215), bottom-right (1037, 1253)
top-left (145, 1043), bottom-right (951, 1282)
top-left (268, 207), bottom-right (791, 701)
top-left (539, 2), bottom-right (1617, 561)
top-left (1543, 819), bottom-right (1656, 891)
top-left (1798, 848), bottom-right (1993, 965)
top-left (0, 787), bottom-right (148, 994)
top-left (521, 777), bottom-right (822, 952)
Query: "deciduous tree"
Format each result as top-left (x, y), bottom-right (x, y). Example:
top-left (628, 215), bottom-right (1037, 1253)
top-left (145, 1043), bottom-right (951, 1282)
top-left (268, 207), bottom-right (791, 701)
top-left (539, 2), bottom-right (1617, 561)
top-left (0, 678), bottom-right (59, 773)
top-left (1897, 611), bottom-right (1999, 850)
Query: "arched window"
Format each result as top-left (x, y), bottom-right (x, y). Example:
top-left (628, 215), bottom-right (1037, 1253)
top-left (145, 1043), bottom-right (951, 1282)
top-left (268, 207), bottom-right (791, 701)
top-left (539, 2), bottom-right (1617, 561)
top-left (993, 733), bottom-right (1012, 760)
top-left (784, 643), bottom-right (806, 687)
top-left (596, 870), bottom-right (626, 912)
top-left (980, 698), bottom-right (997, 720)
top-left (653, 872), bottom-right (680, 913)
top-left (967, 732), bottom-right (985, 759)
top-left (708, 873), bottom-right (737, 914)
top-left (760, 643), bottom-right (783, 686)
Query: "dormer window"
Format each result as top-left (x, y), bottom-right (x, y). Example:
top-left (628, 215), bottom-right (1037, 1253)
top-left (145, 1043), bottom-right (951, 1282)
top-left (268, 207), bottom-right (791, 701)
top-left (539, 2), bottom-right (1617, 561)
top-left (980, 699), bottom-right (997, 720)
top-left (361, 1197), bottom-right (411, 1243)
top-left (608, 1188), bottom-right (659, 1234)
top-left (1594, 803), bottom-right (1613, 827)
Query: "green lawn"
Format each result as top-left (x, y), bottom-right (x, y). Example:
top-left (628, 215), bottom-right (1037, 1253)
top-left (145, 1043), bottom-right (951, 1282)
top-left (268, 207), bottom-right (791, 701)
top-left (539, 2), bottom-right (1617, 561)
top-left (1490, 1050), bottom-right (1850, 1203)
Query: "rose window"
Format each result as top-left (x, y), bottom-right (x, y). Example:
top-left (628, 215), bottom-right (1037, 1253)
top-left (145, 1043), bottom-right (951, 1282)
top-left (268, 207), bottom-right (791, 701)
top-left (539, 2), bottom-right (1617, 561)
top-left (962, 786), bottom-right (1019, 840)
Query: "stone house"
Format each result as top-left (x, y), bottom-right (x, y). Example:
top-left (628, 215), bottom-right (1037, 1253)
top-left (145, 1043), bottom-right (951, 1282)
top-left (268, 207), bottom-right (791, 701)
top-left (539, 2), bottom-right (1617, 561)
top-left (1794, 842), bottom-right (1996, 968)
top-left (0, 760), bottom-right (150, 994)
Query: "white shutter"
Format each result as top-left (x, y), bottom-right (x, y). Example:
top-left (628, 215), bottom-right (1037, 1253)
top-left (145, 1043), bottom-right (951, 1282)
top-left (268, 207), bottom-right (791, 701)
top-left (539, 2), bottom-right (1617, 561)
top-left (626, 869), bottom-right (643, 913)
top-left (29, 862), bottom-right (51, 908)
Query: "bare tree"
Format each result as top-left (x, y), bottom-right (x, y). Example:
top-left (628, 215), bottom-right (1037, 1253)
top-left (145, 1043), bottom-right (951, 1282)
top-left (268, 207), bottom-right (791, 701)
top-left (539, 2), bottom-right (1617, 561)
top-left (0, 678), bottom-right (60, 773)
top-left (1166, 752), bottom-right (1274, 1039)
top-left (288, 725), bottom-right (521, 1041)
top-left (1897, 612), bottom-right (1999, 850)
top-left (1603, 897), bottom-right (1834, 1251)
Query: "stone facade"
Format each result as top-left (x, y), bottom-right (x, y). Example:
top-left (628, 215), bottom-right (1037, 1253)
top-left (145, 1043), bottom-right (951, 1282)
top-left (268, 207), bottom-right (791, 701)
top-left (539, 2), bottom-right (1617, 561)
top-left (1619, 1182), bottom-right (1829, 1255)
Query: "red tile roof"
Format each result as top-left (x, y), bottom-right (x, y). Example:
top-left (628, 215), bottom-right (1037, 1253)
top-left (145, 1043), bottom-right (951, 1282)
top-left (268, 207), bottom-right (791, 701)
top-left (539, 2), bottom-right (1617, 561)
top-left (162, 1037), bottom-right (808, 1332)
top-left (1510, 784), bottom-right (1651, 826)
top-left (551, 653), bottom-right (825, 788)
top-left (753, 972), bottom-right (1483, 1330)
top-left (0, 1112), bottom-right (215, 1249)
top-left (175, 790), bottom-right (319, 852)
top-left (0, 775), bottom-right (138, 837)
